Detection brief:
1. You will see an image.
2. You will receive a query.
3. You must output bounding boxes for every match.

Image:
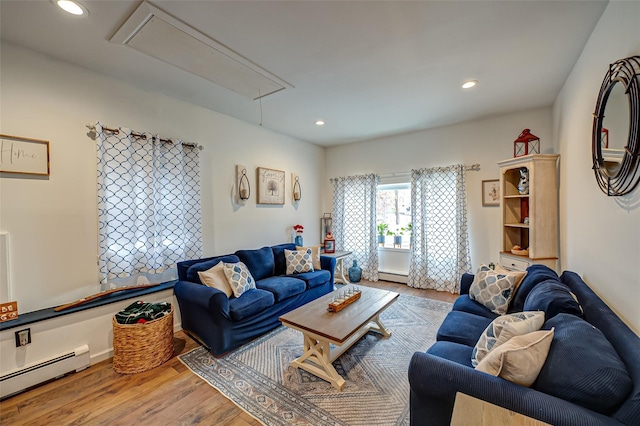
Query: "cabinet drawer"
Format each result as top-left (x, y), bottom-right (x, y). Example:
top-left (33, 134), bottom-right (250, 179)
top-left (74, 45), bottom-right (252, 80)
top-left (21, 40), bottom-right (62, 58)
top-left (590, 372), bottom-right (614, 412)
top-left (499, 254), bottom-right (530, 271)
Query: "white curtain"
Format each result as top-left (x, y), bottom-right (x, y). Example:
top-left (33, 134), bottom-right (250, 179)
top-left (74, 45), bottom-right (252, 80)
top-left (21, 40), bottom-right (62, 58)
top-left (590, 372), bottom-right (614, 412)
top-left (95, 122), bottom-right (202, 287)
top-left (408, 164), bottom-right (471, 293)
top-left (331, 174), bottom-right (379, 281)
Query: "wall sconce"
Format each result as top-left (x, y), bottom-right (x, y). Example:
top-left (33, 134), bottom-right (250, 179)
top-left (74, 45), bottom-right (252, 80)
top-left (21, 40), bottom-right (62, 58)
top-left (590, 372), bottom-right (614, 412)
top-left (236, 165), bottom-right (250, 201)
top-left (513, 129), bottom-right (540, 158)
top-left (292, 173), bottom-right (301, 202)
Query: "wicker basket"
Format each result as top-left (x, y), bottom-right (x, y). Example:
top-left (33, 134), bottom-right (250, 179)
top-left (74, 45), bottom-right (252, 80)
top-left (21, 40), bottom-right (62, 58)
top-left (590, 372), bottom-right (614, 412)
top-left (112, 305), bottom-right (174, 374)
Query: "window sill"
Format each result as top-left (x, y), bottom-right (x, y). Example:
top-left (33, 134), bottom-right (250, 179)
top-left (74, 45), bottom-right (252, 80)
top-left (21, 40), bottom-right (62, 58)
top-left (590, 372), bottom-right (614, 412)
top-left (377, 246), bottom-right (410, 252)
top-left (0, 280), bottom-right (176, 331)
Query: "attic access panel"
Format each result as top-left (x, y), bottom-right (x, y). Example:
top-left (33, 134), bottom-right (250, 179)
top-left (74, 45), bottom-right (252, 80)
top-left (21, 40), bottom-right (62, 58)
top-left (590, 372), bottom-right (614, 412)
top-left (110, 1), bottom-right (292, 100)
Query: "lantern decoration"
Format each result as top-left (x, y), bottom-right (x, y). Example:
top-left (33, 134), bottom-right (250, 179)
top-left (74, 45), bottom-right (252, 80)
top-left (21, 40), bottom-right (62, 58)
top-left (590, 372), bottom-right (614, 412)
top-left (513, 129), bottom-right (540, 158)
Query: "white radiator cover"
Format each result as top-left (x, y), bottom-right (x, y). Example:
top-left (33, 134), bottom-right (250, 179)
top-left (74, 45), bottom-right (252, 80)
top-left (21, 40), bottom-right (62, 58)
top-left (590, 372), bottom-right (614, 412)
top-left (0, 345), bottom-right (89, 399)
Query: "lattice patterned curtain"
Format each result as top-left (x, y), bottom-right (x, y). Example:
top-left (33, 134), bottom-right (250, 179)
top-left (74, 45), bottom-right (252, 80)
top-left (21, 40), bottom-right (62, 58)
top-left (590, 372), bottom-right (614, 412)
top-left (95, 122), bottom-right (202, 287)
top-left (331, 174), bottom-right (379, 282)
top-left (408, 164), bottom-right (471, 293)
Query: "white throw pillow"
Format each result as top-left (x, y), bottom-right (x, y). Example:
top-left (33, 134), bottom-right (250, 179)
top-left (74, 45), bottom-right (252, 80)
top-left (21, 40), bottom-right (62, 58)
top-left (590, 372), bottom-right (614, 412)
top-left (476, 328), bottom-right (554, 387)
top-left (285, 248), bottom-right (314, 274)
top-left (296, 245), bottom-right (322, 270)
top-left (472, 311), bottom-right (545, 367)
top-left (197, 261), bottom-right (233, 298)
top-left (222, 262), bottom-right (256, 298)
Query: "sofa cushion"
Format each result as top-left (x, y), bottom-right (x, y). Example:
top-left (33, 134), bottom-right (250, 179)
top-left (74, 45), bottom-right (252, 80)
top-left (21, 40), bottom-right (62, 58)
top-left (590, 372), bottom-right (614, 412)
top-left (235, 246), bottom-right (275, 281)
top-left (452, 295), bottom-right (499, 319)
top-left (509, 264), bottom-right (559, 312)
top-left (296, 245), bottom-right (322, 270)
top-left (469, 265), bottom-right (520, 315)
top-left (255, 276), bottom-right (306, 302)
top-left (476, 328), bottom-right (554, 387)
top-left (426, 341), bottom-right (474, 368)
top-left (472, 311), bottom-right (545, 367)
top-left (436, 311), bottom-right (494, 347)
top-left (524, 280), bottom-right (583, 320)
top-left (223, 261), bottom-right (256, 298)
top-left (271, 243), bottom-right (297, 276)
top-left (285, 248), bottom-right (315, 274)
top-left (228, 288), bottom-right (275, 321)
top-left (197, 262), bottom-right (233, 297)
top-left (185, 255), bottom-right (240, 284)
top-left (536, 313), bottom-right (633, 415)
top-left (291, 269), bottom-right (331, 289)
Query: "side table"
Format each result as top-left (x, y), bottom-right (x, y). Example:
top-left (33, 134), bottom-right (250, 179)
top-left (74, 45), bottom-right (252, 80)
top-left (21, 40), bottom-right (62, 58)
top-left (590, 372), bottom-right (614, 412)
top-left (321, 250), bottom-right (352, 284)
top-left (450, 392), bottom-right (551, 426)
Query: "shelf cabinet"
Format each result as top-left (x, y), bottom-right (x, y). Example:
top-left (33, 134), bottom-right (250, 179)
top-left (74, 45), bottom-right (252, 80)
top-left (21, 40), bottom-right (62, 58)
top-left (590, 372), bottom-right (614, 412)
top-left (498, 154), bottom-right (559, 271)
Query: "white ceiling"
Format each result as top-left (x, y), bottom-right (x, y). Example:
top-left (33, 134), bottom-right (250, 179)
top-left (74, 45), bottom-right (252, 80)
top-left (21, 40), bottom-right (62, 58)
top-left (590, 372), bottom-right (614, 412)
top-left (0, 0), bottom-right (608, 146)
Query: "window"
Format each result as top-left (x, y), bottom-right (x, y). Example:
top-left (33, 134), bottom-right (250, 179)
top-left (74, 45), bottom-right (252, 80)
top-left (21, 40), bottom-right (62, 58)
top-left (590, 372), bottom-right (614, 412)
top-left (376, 182), bottom-right (411, 249)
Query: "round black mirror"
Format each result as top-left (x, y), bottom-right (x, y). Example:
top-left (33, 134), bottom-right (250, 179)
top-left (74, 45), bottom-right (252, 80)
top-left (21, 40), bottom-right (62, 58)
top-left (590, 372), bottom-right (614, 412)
top-left (592, 56), bottom-right (640, 196)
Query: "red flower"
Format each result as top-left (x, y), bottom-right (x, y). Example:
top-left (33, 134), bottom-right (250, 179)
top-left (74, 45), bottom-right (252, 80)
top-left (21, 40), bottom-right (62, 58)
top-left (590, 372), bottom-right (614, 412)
top-left (293, 224), bottom-right (304, 233)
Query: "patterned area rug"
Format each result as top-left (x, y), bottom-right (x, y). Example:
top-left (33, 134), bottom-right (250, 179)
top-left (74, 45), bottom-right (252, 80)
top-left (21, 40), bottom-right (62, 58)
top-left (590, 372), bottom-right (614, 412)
top-left (178, 294), bottom-right (452, 426)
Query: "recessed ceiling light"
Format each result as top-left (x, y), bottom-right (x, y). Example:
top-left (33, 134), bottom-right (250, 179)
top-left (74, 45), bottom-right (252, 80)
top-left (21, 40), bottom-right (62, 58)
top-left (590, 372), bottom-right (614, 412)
top-left (54, 0), bottom-right (88, 16)
top-left (462, 80), bottom-right (478, 89)
top-left (315, 120), bottom-right (326, 126)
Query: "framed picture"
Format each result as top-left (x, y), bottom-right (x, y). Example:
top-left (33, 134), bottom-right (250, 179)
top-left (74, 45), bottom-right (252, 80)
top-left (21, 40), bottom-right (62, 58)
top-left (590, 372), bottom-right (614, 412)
top-left (257, 167), bottom-right (285, 205)
top-left (0, 134), bottom-right (50, 176)
top-left (482, 179), bottom-right (500, 207)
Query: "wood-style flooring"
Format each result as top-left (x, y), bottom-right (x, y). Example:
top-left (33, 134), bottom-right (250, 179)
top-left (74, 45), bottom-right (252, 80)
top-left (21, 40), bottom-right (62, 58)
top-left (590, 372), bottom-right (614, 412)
top-left (0, 280), bottom-right (456, 425)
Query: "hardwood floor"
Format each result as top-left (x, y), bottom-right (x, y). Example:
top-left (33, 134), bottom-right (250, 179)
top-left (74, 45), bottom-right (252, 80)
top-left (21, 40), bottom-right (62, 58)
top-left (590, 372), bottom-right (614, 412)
top-left (0, 281), bottom-right (456, 425)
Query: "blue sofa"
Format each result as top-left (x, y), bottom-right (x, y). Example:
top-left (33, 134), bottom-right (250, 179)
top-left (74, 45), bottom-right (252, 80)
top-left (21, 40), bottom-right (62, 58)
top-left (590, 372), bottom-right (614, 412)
top-left (174, 243), bottom-right (336, 356)
top-left (408, 265), bottom-right (640, 426)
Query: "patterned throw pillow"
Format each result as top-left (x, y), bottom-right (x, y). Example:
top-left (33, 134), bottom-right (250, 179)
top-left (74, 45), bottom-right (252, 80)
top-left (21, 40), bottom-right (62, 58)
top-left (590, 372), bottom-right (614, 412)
top-left (472, 311), bottom-right (545, 367)
top-left (469, 265), bottom-right (520, 315)
top-left (296, 245), bottom-right (322, 270)
top-left (476, 328), bottom-right (555, 387)
top-left (285, 248), bottom-right (314, 274)
top-left (222, 262), bottom-right (256, 298)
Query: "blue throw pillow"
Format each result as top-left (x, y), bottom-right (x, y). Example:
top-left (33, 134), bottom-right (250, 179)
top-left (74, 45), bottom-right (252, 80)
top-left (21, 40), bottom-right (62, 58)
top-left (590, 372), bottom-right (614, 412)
top-left (536, 313), bottom-right (633, 415)
top-left (510, 264), bottom-right (559, 312)
top-left (235, 246), bottom-right (275, 281)
top-left (524, 280), bottom-right (583, 320)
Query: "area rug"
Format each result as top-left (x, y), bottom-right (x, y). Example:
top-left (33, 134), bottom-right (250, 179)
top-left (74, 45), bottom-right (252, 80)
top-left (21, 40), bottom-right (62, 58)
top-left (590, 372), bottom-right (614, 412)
top-left (178, 294), bottom-right (452, 426)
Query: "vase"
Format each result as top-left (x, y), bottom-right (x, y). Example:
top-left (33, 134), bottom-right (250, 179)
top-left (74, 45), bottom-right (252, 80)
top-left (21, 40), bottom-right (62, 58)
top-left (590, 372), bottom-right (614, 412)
top-left (294, 235), bottom-right (303, 246)
top-left (348, 260), bottom-right (362, 283)
top-left (377, 235), bottom-right (385, 246)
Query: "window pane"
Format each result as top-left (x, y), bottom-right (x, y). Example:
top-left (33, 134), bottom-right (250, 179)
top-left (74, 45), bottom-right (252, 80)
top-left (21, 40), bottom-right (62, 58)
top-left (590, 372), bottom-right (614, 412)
top-left (376, 183), bottom-right (411, 249)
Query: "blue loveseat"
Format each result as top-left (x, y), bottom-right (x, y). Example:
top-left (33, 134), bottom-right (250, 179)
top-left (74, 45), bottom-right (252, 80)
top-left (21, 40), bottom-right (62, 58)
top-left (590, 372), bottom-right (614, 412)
top-left (408, 265), bottom-right (640, 426)
top-left (174, 243), bottom-right (336, 356)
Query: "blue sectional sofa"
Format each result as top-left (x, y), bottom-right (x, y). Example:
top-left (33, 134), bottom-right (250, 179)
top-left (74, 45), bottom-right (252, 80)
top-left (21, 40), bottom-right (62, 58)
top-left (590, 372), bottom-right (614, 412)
top-left (408, 265), bottom-right (640, 426)
top-left (174, 243), bottom-right (336, 356)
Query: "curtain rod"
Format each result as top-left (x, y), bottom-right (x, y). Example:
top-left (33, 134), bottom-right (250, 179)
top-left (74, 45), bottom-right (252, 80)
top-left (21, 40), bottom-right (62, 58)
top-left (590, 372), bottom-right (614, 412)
top-left (86, 124), bottom-right (203, 150)
top-left (379, 163), bottom-right (480, 179)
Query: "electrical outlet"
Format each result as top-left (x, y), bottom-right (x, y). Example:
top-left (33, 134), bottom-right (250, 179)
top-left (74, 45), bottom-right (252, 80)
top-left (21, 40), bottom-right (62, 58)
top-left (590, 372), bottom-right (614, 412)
top-left (15, 328), bottom-right (31, 347)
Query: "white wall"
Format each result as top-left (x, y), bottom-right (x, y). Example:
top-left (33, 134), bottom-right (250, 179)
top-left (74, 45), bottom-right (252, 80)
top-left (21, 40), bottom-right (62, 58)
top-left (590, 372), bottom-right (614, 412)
top-left (552, 1), bottom-right (640, 333)
top-left (324, 107), bottom-right (553, 273)
top-left (0, 42), bottom-right (325, 372)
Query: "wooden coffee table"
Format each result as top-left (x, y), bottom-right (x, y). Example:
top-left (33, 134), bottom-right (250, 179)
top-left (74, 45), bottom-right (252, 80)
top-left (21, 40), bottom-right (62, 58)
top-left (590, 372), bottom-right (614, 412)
top-left (279, 285), bottom-right (399, 390)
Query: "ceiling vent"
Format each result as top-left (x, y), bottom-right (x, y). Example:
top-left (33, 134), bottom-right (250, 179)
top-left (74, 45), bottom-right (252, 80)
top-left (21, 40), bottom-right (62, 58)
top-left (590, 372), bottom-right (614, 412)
top-left (110, 1), bottom-right (293, 100)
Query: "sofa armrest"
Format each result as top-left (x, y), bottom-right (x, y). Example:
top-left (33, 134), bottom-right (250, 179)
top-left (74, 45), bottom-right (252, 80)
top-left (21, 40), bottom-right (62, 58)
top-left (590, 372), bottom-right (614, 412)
top-left (459, 273), bottom-right (474, 295)
top-left (320, 255), bottom-right (337, 284)
top-left (174, 280), bottom-right (230, 318)
top-left (408, 352), bottom-right (622, 426)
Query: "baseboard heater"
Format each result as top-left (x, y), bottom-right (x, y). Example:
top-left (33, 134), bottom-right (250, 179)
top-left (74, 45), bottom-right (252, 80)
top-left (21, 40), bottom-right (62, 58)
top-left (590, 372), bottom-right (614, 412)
top-left (0, 345), bottom-right (90, 399)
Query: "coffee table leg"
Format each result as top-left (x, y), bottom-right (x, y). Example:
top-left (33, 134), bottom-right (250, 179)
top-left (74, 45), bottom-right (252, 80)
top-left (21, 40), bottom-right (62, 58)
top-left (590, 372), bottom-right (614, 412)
top-left (291, 333), bottom-right (346, 390)
top-left (368, 314), bottom-right (392, 338)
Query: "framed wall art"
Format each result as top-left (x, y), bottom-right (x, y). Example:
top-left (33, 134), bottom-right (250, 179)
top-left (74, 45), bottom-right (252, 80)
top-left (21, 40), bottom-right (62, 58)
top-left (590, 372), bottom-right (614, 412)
top-left (0, 134), bottom-right (50, 176)
top-left (482, 179), bottom-right (500, 207)
top-left (257, 167), bottom-right (285, 205)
